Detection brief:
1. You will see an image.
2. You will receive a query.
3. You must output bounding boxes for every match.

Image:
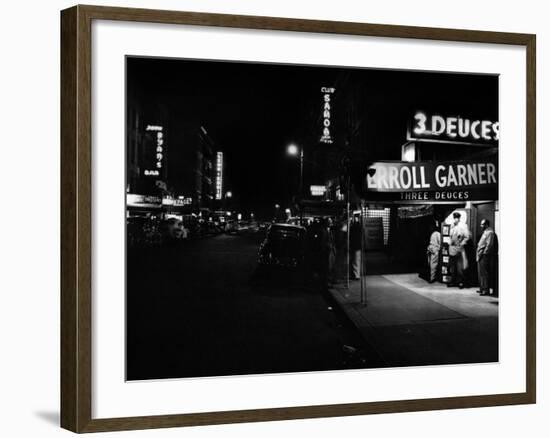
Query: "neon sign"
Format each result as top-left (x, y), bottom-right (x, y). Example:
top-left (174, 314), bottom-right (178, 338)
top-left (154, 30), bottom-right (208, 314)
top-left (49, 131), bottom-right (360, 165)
top-left (215, 151), bottom-right (223, 200)
top-left (320, 87), bottom-right (335, 144)
top-left (365, 160), bottom-right (498, 201)
top-left (310, 185), bottom-right (327, 196)
top-left (409, 111), bottom-right (499, 145)
top-left (144, 125), bottom-right (164, 176)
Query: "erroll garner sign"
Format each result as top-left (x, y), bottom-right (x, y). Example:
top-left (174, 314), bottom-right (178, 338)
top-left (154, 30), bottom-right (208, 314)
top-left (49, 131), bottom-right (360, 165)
top-left (365, 160), bottom-right (498, 201)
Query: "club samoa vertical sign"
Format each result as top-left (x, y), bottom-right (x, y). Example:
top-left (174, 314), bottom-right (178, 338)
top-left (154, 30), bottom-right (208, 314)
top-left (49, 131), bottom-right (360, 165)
top-left (320, 87), bottom-right (335, 144)
top-left (365, 160), bottom-right (498, 202)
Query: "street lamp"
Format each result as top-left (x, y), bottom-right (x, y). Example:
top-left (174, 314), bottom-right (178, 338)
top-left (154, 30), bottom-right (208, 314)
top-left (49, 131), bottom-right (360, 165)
top-left (287, 144), bottom-right (299, 156)
top-left (273, 204), bottom-right (281, 222)
top-left (286, 143), bottom-right (304, 225)
top-left (222, 191), bottom-right (233, 216)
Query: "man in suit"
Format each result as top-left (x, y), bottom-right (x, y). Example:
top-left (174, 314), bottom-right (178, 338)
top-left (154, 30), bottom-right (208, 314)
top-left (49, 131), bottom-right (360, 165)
top-left (427, 222), bottom-right (441, 283)
top-left (476, 219), bottom-right (498, 296)
top-left (349, 216), bottom-right (363, 280)
top-left (449, 212), bottom-right (471, 289)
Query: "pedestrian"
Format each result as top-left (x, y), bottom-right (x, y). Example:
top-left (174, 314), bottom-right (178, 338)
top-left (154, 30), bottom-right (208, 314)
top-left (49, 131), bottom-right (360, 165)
top-left (349, 216), bottom-right (363, 280)
top-left (476, 219), bottom-right (498, 296)
top-left (449, 212), bottom-right (471, 288)
top-left (427, 221), bottom-right (441, 283)
top-left (333, 215), bottom-right (348, 281)
top-left (162, 218), bottom-right (185, 244)
top-left (305, 218), bottom-right (324, 283)
top-left (317, 217), bottom-right (332, 289)
top-left (326, 217), bottom-right (337, 284)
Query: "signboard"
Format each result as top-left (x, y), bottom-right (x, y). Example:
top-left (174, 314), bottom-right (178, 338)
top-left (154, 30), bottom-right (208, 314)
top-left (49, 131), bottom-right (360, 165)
top-left (320, 87), bottom-right (335, 144)
top-left (144, 124), bottom-right (164, 176)
top-left (408, 111), bottom-right (499, 146)
top-left (126, 193), bottom-right (162, 208)
top-left (310, 185), bottom-right (327, 196)
top-left (365, 160), bottom-right (498, 201)
top-left (215, 151), bottom-right (223, 200)
top-left (176, 196), bottom-right (193, 206)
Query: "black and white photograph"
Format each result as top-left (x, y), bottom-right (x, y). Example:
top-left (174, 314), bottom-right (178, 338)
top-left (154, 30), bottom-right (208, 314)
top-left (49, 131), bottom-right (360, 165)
top-left (125, 57), bottom-right (499, 381)
top-left (1, 0), bottom-right (544, 435)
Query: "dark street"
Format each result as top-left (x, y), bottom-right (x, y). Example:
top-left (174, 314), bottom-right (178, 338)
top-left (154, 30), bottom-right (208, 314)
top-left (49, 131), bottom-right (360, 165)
top-left (127, 232), bottom-right (383, 380)
top-left (125, 57), bottom-right (500, 380)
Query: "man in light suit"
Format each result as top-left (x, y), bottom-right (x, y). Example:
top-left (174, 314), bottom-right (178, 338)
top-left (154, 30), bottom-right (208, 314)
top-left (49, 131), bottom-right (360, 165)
top-left (476, 219), bottom-right (498, 296)
top-left (449, 212), bottom-right (470, 289)
top-left (427, 222), bottom-right (441, 283)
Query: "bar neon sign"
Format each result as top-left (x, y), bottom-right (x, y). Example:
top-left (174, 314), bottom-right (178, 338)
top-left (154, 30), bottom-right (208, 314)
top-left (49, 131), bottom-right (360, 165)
top-left (144, 125), bottom-right (164, 176)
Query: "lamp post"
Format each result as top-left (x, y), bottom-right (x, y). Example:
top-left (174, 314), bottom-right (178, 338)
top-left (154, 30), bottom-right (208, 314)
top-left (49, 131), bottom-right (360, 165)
top-left (224, 190), bottom-right (232, 211)
top-left (274, 203), bottom-right (280, 222)
top-left (222, 191), bottom-right (233, 230)
top-left (287, 143), bottom-right (304, 225)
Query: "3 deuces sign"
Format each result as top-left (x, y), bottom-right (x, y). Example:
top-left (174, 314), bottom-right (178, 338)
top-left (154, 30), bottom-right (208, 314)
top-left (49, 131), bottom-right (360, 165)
top-left (365, 160), bottom-right (498, 202)
top-left (408, 111), bottom-right (499, 146)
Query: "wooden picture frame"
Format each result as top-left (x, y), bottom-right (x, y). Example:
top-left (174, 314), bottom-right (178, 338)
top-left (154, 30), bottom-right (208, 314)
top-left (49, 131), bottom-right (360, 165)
top-left (61, 4), bottom-right (536, 433)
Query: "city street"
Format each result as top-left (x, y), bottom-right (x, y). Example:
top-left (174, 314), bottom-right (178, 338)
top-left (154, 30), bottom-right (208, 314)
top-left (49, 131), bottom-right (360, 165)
top-left (125, 57), bottom-right (501, 380)
top-left (127, 232), bottom-right (383, 380)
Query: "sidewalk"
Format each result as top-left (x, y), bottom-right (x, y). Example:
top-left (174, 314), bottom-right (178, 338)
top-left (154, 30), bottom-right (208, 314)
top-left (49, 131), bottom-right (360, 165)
top-left (329, 274), bottom-right (499, 367)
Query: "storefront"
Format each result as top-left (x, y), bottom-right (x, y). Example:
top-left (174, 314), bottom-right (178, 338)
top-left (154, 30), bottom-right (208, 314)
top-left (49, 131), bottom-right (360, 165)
top-left (360, 111), bottom-right (499, 284)
top-left (362, 175), bottom-right (498, 283)
top-left (126, 194), bottom-right (164, 246)
top-left (126, 193), bottom-right (163, 216)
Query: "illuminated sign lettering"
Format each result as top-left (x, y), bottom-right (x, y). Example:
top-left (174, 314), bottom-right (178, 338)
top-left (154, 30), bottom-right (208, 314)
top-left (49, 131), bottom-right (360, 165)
top-left (409, 111), bottom-right (499, 145)
top-left (144, 125), bottom-right (164, 176)
top-left (365, 160), bottom-right (498, 201)
top-left (320, 87), bottom-right (335, 144)
top-left (310, 185), bottom-right (327, 196)
top-left (126, 193), bottom-right (162, 207)
top-left (215, 151), bottom-right (223, 200)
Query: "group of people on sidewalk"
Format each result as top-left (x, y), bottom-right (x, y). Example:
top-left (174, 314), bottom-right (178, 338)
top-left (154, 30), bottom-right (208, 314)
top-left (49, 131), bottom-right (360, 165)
top-left (299, 210), bottom-right (499, 297)
top-left (427, 212), bottom-right (498, 296)
top-left (302, 215), bottom-right (366, 289)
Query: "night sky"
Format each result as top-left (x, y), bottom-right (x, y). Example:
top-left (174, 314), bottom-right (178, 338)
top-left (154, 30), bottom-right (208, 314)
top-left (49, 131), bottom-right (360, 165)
top-left (127, 57), bottom-right (498, 217)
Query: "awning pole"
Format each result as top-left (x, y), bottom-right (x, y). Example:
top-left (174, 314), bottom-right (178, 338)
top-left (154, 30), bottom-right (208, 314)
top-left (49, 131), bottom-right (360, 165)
top-left (360, 200), bottom-right (367, 305)
top-left (346, 185), bottom-right (350, 289)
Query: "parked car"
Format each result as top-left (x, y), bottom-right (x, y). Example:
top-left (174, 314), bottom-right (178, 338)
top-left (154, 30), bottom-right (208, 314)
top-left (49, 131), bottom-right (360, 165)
top-left (227, 220), bottom-right (250, 235)
top-left (258, 223), bottom-right (306, 268)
